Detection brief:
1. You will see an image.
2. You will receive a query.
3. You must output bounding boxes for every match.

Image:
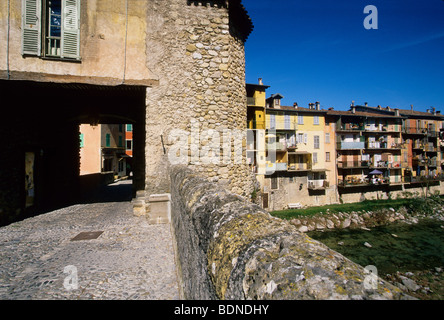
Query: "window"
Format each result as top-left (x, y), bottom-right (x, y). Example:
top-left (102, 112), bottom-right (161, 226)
top-left (298, 115), bottom-right (304, 125)
top-left (314, 116), bottom-right (319, 125)
top-left (126, 124), bottom-right (133, 132)
top-left (270, 114), bottom-right (276, 129)
top-left (119, 124), bottom-right (123, 133)
top-left (325, 133), bottom-right (330, 144)
top-left (126, 140), bottom-right (132, 151)
top-left (313, 152), bottom-right (318, 164)
top-left (297, 133), bottom-right (303, 144)
top-left (22, 0), bottom-right (81, 60)
top-left (284, 115), bottom-right (290, 129)
top-left (118, 136), bottom-right (123, 148)
top-left (326, 152), bottom-right (330, 162)
top-left (79, 133), bottom-right (84, 148)
top-left (271, 177), bottom-right (278, 190)
top-left (105, 133), bottom-right (111, 147)
top-left (314, 135), bottom-right (320, 149)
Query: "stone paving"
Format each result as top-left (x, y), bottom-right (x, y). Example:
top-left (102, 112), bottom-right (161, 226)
top-left (0, 180), bottom-right (180, 300)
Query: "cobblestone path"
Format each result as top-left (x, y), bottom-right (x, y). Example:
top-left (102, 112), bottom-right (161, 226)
top-left (0, 180), bottom-right (180, 300)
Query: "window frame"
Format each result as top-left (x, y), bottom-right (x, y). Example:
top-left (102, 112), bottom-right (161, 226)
top-left (314, 135), bottom-right (320, 149)
top-left (22, 0), bottom-right (81, 61)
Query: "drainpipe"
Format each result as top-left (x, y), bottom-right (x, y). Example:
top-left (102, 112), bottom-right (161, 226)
top-left (122, 0), bottom-right (128, 84)
top-left (6, 0), bottom-right (11, 79)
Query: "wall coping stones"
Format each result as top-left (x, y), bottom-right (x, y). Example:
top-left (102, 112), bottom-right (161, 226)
top-left (169, 165), bottom-right (415, 300)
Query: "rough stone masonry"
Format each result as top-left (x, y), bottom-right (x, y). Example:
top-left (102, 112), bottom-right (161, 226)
top-left (170, 165), bottom-right (414, 300)
top-left (144, 0), bottom-right (257, 215)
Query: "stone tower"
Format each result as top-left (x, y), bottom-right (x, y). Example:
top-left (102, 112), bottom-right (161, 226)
top-left (144, 0), bottom-right (256, 214)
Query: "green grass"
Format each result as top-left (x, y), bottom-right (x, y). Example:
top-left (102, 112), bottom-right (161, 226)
top-left (271, 198), bottom-right (416, 220)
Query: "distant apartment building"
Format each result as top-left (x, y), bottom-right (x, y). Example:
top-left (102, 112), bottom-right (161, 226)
top-left (247, 83), bottom-right (337, 209)
top-left (247, 83), bottom-right (444, 210)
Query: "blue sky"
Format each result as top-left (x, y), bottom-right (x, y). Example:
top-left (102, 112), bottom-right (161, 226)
top-left (243, 0), bottom-right (444, 112)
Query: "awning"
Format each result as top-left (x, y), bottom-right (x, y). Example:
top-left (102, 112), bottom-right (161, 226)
top-left (369, 169), bottom-right (383, 175)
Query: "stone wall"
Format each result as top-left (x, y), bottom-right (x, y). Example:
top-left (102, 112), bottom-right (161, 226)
top-left (170, 165), bottom-right (413, 300)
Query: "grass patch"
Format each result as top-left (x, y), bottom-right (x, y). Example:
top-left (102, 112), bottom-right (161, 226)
top-left (271, 198), bottom-right (416, 220)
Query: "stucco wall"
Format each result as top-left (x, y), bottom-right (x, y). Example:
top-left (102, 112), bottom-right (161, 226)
top-left (0, 0), bottom-right (155, 85)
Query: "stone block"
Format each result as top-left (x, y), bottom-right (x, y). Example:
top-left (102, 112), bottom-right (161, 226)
top-left (148, 193), bottom-right (171, 224)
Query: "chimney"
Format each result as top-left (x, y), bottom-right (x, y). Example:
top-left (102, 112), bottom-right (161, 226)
top-left (433, 107), bottom-right (436, 115)
top-left (351, 100), bottom-right (355, 107)
top-left (258, 78), bottom-right (263, 85)
top-left (351, 106), bottom-right (356, 114)
top-left (364, 102), bottom-right (368, 107)
top-left (395, 108), bottom-right (400, 117)
top-left (315, 101), bottom-right (320, 110)
top-left (411, 104), bottom-right (413, 111)
top-left (309, 103), bottom-right (314, 109)
top-left (377, 105), bottom-right (382, 110)
top-left (293, 102), bottom-right (298, 108)
top-left (386, 106), bottom-right (391, 111)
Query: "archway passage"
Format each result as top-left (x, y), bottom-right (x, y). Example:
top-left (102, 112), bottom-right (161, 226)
top-left (0, 80), bottom-right (147, 226)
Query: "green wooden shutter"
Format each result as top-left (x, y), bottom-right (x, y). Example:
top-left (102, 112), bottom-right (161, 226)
top-left (22, 0), bottom-right (42, 56)
top-left (61, 0), bottom-right (80, 60)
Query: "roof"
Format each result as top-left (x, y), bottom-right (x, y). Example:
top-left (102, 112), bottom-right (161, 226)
top-left (246, 83), bottom-right (270, 90)
top-left (326, 110), bottom-right (402, 118)
top-left (267, 93), bottom-right (284, 100)
top-left (355, 105), bottom-right (444, 119)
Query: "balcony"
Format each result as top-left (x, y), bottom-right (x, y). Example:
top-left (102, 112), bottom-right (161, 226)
top-left (403, 174), bottom-right (444, 183)
top-left (308, 179), bottom-right (329, 190)
top-left (337, 161), bottom-right (369, 168)
top-left (288, 162), bottom-right (312, 171)
top-left (403, 127), bottom-right (427, 135)
top-left (425, 144), bottom-right (437, 152)
top-left (337, 124), bottom-right (364, 132)
top-left (265, 162), bottom-right (288, 173)
top-left (366, 142), bottom-right (403, 150)
top-left (247, 97), bottom-right (257, 106)
top-left (364, 124), bottom-right (400, 133)
top-left (337, 141), bottom-right (365, 150)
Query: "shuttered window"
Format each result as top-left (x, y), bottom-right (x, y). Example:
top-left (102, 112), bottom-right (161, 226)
top-left (22, 0), bottom-right (81, 60)
top-left (61, 0), bottom-right (80, 59)
top-left (22, 0), bottom-right (42, 56)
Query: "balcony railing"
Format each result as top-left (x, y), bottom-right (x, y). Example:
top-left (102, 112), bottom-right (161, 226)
top-left (337, 124), bottom-right (364, 132)
top-left (403, 127), bottom-right (428, 135)
top-left (247, 97), bottom-right (257, 106)
top-left (425, 144), bottom-right (437, 152)
top-left (337, 142), bottom-right (365, 150)
top-left (337, 161), bottom-right (369, 168)
top-left (288, 162), bottom-right (312, 171)
top-left (308, 180), bottom-right (329, 190)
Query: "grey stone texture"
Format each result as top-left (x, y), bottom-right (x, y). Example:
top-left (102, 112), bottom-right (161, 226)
top-left (170, 165), bottom-right (414, 300)
top-left (144, 0), bottom-right (256, 209)
top-left (0, 180), bottom-right (179, 300)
